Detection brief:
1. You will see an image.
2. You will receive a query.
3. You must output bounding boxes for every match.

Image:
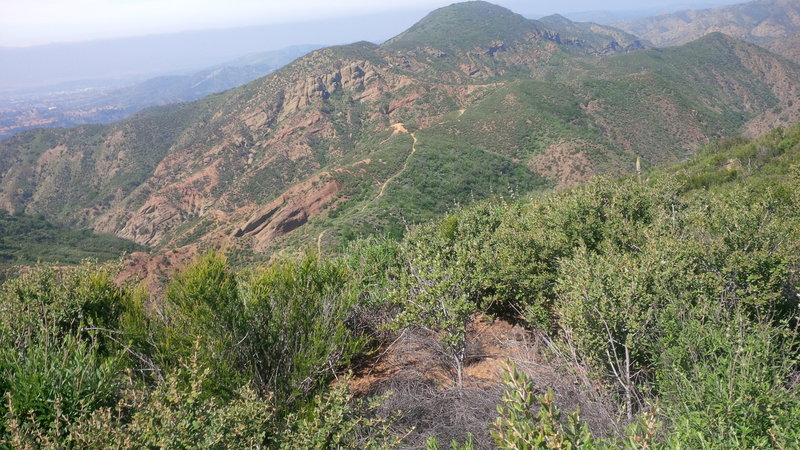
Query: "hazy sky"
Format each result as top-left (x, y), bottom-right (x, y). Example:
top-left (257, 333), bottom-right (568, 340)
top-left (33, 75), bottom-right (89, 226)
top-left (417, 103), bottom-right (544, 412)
top-left (0, 0), bottom-right (738, 47)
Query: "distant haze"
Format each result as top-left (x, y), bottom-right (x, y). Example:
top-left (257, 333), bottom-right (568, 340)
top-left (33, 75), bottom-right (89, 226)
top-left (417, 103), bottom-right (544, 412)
top-left (0, 0), bottom-right (738, 91)
top-left (1, 0), bottom-right (739, 47)
top-left (0, 12), bottom-right (426, 91)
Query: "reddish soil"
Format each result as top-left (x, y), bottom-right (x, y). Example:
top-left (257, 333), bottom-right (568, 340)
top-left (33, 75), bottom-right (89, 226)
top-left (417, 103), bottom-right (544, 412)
top-left (350, 315), bottom-right (530, 395)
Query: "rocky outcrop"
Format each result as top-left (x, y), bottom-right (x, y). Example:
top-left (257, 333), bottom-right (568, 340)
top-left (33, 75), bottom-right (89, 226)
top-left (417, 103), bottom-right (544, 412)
top-left (280, 61), bottom-right (385, 118)
top-left (106, 162), bottom-right (219, 246)
top-left (233, 174), bottom-right (342, 251)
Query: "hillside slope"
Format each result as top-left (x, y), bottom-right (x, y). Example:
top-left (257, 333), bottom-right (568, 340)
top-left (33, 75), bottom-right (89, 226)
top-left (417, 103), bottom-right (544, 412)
top-left (0, 211), bottom-right (143, 281)
top-left (1, 1), bottom-right (799, 273)
top-left (616, 0), bottom-right (800, 62)
top-left (0, 45), bottom-right (320, 140)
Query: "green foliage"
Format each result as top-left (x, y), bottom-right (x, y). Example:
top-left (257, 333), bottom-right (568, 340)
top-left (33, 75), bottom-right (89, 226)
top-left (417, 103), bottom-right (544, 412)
top-left (0, 263), bottom-right (132, 342)
top-left (3, 120), bottom-right (800, 447)
top-left (157, 252), bottom-right (244, 396)
top-left (6, 349), bottom-right (276, 449)
top-left (393, 218), bottom-right (482, 387)
top-left (491, 364), bottom-right (661, 449)
top-left (0, 211), bottom-right (143, 281)
top-left (0, 254), bottom-right (381, 447)
top-left (280, 377), bottom-right (401, 449)
top-left (239, 254), bottom-right (365, 404)
top-left (389, 124), bottom-right (800, 446)
top-left (154, 251), bottom-right (366, 404)
top-left (658, 306), bottom-right (800, 448)
top-left (1, 333), bottom-right (121, 439)
top-left (0, 262), bottom-right (139, 441)
top-left (425, 434), bottom-right (475, 450)
top-left (491, 365), bottom-right (596, 449)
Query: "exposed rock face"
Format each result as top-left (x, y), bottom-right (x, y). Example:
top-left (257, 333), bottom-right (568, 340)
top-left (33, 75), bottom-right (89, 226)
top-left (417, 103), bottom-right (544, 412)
top-left (279, 61), bottom-right (387, 117)
top-left (233, 174), bottom-right (342, 251)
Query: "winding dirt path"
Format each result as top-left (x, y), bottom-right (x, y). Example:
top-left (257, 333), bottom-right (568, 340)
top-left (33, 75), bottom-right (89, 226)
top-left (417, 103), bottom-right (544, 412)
top-left (316, 229), bottom-right (326, 255)
top-left (377, 125), bottom-right (417, 199)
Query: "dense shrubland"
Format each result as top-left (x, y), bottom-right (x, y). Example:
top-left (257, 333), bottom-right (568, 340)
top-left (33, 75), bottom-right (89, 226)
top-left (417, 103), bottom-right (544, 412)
top-left (1, 124), bottom-right (799, 447)
top-left (0, 212), bottom-right (143, 282)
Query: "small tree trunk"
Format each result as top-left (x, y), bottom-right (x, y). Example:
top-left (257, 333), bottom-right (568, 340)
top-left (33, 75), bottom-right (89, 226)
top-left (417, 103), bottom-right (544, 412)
top-left (454, 343), bottom-right (466, 390)
top-left (625, 344), bottom-right (632, 421)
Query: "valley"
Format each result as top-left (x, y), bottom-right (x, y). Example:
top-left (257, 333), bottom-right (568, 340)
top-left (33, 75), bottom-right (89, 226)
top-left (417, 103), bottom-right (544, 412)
top-left (2, 2), bottom-right (799, 280)
top-left (1, 0), bottom-right (800, 447)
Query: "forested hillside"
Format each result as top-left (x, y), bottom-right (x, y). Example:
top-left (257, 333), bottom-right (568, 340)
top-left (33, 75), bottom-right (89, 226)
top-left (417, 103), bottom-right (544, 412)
top-left (0, 211), bottom-right (143, 281)
top-left (2, 122), bottom-right (798, 447)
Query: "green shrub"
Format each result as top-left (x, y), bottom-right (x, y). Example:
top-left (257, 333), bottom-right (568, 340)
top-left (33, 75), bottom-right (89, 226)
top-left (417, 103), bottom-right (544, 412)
top-left (657, 297), bottom-right (800, 447)
top-left (239, 254), bottom-right (364, 404)
top-left (1, 332), bottom-right (121, 440)
top-left (154, 252), bottom-right (365, 406)
top-left (0, 262), bottom-right (142, 441)
top-left (491, 364), bottom-right (596, 449)
top-left (0, 262), bottom-right (135, 347)
top-left (491, 364), bottom-right (660, 449)
top-left (279, 377), bottom-right (401, 449)
top-left (63, 349), bottom-right (275, 449)
top-left (156, 252), bottom-right (244, 396)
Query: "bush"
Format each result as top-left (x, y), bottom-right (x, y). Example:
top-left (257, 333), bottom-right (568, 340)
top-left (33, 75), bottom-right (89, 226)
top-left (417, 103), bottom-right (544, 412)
top-left (156, 252), bottom-right (244, 396)
top-left (62, 349), bottom-right (274, 449)
top-left (154, 252), bottom-right (366, 407)
top-left (657, 295), bottom-right (800, 447)
top-left (491, 364), bottom-right (658, 449)
top-left (1, 332), bottom-right (121, 440)
top-left (0, 262), bottom-right (136, 348)
top-left (280, 377), bottom-right (401, 449)
top-left (239, 254), bottom-right (365, 404)
top-left (0, 262), bottom-right (140, 440)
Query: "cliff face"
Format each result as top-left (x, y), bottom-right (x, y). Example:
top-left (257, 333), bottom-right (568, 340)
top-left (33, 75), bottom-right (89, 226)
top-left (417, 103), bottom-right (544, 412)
top-left (616, 0), bottom-right (800, 62)
top-left (1, 2), bottom-right (799, 281)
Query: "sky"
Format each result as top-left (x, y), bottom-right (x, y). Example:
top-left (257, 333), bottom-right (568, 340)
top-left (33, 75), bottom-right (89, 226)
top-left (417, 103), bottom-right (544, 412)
top-left (0, 0), bottom-right (737, 47)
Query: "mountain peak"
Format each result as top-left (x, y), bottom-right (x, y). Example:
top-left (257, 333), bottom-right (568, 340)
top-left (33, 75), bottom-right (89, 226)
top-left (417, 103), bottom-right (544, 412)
top-left (538, 14), bottom-right (572, 25)
top-left (687, 31), bottom-right (747, 48)
top-left (382, 1), bottom-right (541, 51)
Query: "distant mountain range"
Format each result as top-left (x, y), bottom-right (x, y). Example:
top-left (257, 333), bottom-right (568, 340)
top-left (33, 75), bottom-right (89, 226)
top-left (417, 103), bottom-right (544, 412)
top-left (562, 1), bottom-right (737, 25)
top-left (616, 0), bottom-right (800, 62)
top-left (0, 45), bottom-right (320, 140)
top-left (1, 0), bottom-right (798, 277)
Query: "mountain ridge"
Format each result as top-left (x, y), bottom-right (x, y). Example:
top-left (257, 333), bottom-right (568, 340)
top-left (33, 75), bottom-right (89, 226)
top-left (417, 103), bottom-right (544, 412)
top-left (615, 0), bottom-right (800, 63)
top-left (0, 45), bottom-right (321, 140)
top-left (1, 1), bottom-right (799, 280)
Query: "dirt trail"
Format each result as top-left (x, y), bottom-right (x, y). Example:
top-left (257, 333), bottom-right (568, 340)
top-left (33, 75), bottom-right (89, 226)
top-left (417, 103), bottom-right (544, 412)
top-left (377, 124), bottom-right (417, 199)
top-left (391, 123), bottom-right (410, 135)
top-left (316, 229), bottom-right (326, 255)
